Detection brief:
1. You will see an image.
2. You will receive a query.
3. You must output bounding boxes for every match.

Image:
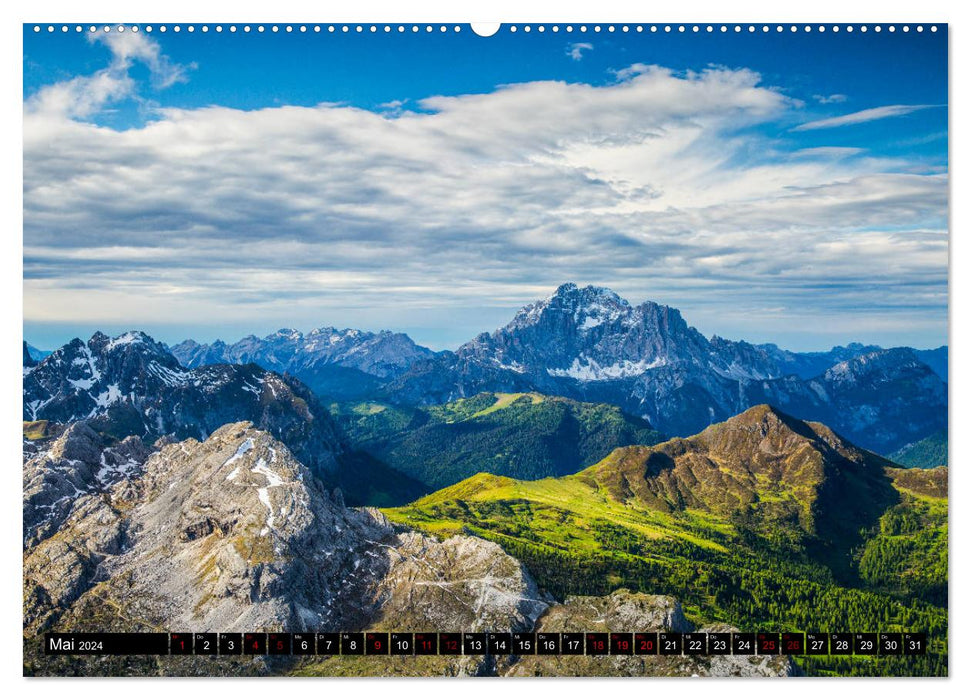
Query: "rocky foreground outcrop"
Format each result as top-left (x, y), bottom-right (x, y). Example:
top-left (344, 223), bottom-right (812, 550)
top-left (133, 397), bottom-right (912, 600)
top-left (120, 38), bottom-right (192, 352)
top-left (24, 422), bottom-right (548, 676)
top-left (24, 421), bottom-right (794, 677)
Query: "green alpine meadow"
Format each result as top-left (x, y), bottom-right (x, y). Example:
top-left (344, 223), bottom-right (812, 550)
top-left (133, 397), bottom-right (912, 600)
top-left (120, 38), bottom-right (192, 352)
top-left (385, 405), bottom-right (948, 676)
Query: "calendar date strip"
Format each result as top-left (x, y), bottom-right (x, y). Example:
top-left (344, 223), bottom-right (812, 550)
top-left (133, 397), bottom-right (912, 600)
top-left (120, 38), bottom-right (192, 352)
top-left (44, 631), bottom-right (928, 656)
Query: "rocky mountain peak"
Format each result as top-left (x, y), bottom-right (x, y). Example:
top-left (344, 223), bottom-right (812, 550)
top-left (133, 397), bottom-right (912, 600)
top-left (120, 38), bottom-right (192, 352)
top-left (23, 333), bottom-right (344, 478)
top-left (508, 283), bottom-right (631, 330)
top-left (823, 347), bottom-right (920, 384)
top-left (458, 284), bottom-right (710, 383)
top-left (25, 425), bottom-right (550, 639)
top-left (711, 403), bottom-right (809, 438)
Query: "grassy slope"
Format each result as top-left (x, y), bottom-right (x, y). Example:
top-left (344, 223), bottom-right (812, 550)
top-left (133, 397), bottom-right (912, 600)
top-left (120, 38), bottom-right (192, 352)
top-left (332, 392), bottom-right (664, 491)
top-left (858, 482), bottom-right (948, 605)
top-left (384, 416), bottom-right (948, 677)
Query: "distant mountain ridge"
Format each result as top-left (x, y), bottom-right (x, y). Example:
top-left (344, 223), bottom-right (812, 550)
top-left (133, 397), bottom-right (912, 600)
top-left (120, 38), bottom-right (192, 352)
top-left (386, 283), bottom-right (947, 454)
top-left (25, 283), bottom-right (947, 457)
top-left (170, 327), bottom-right (436, 400)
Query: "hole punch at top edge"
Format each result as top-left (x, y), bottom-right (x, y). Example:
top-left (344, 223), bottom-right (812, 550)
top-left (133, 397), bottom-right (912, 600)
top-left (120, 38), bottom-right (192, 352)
top-left (471, 23), bottom-right (501, 37)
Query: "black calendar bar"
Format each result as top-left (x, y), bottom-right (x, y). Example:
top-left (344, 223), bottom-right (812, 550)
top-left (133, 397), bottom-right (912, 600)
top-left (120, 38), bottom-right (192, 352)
top-left (42, 631), bottom-right (929, 656)
top-left (44, 633), bottom-right (169, 655)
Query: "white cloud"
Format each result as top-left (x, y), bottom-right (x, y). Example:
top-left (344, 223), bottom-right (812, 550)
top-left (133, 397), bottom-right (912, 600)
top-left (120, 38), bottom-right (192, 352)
top-left (25, 31), bottom-right (190, 119)
top-left (22, 58), bottom-right (947, 348)
top-left (812, 93), bottom-right (848, 104)
top-left (789, 146), bottom-right (865, 159)
top-left (567, 42), bottom-right (593, 61)
top-left (792, 104), bottom-right (934, 131)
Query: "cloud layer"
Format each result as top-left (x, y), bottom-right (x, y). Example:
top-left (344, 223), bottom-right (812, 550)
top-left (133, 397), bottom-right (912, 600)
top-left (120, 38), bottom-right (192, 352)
top-left (23, 37), bottom-right (948, 350)
top-left (793, 104), bottom-right (935, 131)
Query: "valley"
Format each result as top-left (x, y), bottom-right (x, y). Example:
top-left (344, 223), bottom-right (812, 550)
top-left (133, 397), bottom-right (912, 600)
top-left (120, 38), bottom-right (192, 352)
top-left (21, 284), bottom-right (949, 677)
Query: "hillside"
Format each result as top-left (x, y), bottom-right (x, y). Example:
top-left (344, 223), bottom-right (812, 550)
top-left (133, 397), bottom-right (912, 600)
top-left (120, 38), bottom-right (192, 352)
top-left (332, 392), bottom-right (663, 490)
top-left (386, 405), bottom-right (947, 676)
top-left (890, 430), bottom-right (948, 468)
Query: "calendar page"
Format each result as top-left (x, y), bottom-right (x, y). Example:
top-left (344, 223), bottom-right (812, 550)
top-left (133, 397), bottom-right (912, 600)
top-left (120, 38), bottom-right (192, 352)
top-left (22, 21), bottom-right (948, 678)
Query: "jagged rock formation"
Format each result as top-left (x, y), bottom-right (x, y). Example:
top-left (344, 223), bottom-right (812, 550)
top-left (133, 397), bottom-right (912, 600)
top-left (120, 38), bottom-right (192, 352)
top-left (171, 327), bottom-right (436, 400)
top-left (387, 283), bottom-right (946, 454)
top-left (24, 424), bottom-right (548, 676)
top-left (23, 421), bottom-right (153, 548)
top-left (22, 331), bottom-right (343, 476)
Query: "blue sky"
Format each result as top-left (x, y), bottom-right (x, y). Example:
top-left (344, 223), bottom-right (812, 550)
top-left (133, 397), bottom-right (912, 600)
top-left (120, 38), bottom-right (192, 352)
top-left (23, 24), bottom-right (948, 351)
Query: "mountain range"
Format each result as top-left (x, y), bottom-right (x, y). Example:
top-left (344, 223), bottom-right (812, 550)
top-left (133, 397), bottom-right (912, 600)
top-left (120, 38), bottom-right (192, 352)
top-left (26, 283), bottom-right (948, 459)
top-left (20, 330), bottom-right (439, 505)
top-left (22, 329), bottom-right (947, 675)
top-left (22, 331), bottom-right (343, 475)
top-left (387, 284), bottom-right (947, 454)
top-left (170, 327), bottom-right (436, 400)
